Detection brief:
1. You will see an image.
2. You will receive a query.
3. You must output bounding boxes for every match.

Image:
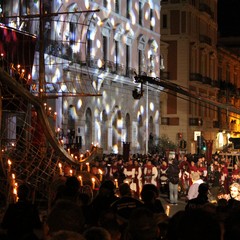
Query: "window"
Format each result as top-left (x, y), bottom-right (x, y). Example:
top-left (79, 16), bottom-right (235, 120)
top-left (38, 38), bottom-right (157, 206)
top-left (139, 1), bottom-right (142, 25)
top-left (101, 20), bottom-right (112, 67)
top-left (149, 54), bottom-right (154, 73)
top-left (150, 9), bottom-right (154, 30)
top-left (103, 36), bottom-right (108, 67)
top-left (115, 0), bottom-right (120, 13)
top-left (87, 30), bottom-right (92, 59)
top-left (162, 14), bottom-right (167, 28)
top-left (126, 45), bottom-right (130, 75)
top-left (22, 0), bottom-right (30, 15)
top-left (138, 50), bottom-right (143, 74)
top-left (103, 0), bottom-right (107, 8)
top-left (126, 0), bottom-right (131, 19)
top-left (115, 40), bottom-right (119, 70)
top-left (138, 35), bottom-right (147, 74)
top-left (69, 21), bottom-right (76, 45)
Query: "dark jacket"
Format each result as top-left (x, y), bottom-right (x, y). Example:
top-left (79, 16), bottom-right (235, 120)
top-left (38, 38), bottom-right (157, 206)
top-left (166, 159), bottom-right (180, 184)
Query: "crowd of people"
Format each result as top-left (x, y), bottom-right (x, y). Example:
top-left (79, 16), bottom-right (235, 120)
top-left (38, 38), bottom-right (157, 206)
top-left (1, 152), bottom-right (240, 240)
top-left (90, 152), bottom-right (239, 202)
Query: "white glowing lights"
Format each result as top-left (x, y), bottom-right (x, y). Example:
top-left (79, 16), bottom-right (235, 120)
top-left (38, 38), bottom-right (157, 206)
top-left (150, 17), bottom-right (155, 27)
top-left (85, 0), bottom-right (90, 9)
top-left (126, 22), bottom-right (131, 31)
top-left (77, 99), bottom-right (82, 109)
top-left (150, 102), bottom-right (154, 111)
top-left (60, 84), bottom-right (67, 92)
top-left (97, 59), bottom-right (103, 68)
top-left (96, 39), bottom-right (101, 48)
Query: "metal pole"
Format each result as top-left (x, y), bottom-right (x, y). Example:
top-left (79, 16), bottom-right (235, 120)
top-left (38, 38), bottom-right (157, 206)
top-left (146, 84), bottom-right (149, 154)
top-left (39, 0), bottom-right (45, 98)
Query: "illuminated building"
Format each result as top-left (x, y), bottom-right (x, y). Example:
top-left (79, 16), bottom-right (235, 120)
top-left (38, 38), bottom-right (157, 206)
top-left (0, 0), bottom-right (161, 154)
top-left (1, 0), bottom-right (240, 156)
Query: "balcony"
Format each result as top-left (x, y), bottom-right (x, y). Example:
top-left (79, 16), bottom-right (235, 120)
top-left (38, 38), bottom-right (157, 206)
top-left (190, 73), bottom-right (202, 83)
top-left (218, 80), bottom-right (239, 98)
top-left (211, 80), bottom-right (220, 89)
top-left (202, 76), bottom-right (212, 85)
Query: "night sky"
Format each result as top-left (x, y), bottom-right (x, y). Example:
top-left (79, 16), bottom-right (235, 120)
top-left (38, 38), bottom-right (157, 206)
top-left (218, 0), bottom-right (240, 37)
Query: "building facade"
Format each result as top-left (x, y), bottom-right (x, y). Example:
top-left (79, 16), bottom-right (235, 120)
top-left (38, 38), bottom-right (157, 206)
top-left (160, 0), bottom-right (240, 155)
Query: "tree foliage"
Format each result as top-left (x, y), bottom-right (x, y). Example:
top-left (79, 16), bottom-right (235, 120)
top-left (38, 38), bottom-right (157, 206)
top-left (149, 134), bottom-right (177, 156)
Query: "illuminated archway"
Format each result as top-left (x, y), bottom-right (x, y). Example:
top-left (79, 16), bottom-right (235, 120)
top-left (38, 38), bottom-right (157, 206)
top-left (101, 110), bottom-right (108, 152)
top-left (85, 107), bottom-right (92, 150)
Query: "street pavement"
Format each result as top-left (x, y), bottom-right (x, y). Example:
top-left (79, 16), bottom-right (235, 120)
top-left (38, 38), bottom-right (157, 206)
top-left (159, 193), bottom-right (187, 217)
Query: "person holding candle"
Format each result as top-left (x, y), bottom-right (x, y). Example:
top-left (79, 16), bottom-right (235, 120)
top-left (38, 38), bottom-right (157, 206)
top-left (1, 184), bottom-right (42, 240)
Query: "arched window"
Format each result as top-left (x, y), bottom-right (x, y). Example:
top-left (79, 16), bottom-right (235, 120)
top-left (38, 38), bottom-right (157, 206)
top-left (87, 18), bottom-right (97, 60)
top-left (125, 28), bottom-right (134, 76)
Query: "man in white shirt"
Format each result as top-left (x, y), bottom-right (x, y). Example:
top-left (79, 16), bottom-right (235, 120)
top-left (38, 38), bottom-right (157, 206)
top-left (187, 172), bottom-right (204, 200)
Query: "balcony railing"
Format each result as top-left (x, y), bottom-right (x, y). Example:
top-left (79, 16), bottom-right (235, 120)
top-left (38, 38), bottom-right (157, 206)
top-left (202, 76), bottom-right (212, 85)
top-left (211, 80), bottom-right (220, 89)
top-left (190, 73), bottom-right (202, 82)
